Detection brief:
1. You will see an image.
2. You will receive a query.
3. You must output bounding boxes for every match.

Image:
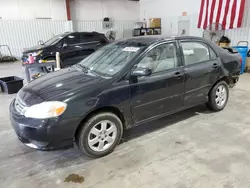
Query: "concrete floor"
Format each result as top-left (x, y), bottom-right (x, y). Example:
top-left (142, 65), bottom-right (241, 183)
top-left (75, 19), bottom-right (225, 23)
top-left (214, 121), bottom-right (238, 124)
top-left (1, 62), bottom-right (250, 188)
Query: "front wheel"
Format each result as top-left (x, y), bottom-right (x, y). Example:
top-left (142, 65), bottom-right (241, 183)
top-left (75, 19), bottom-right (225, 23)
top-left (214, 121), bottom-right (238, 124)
top-left (206, 81), bottom-right (229, 111)
top-left (76, 112), bottom-right (123, 158)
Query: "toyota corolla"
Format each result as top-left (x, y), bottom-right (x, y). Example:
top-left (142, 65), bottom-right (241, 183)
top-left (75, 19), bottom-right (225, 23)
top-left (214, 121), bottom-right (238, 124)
top-left (10, 36), bottom-right (241, 158)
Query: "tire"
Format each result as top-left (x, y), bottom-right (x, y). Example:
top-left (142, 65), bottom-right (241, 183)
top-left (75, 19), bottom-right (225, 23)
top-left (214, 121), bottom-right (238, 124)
top-left (42, 65), bottom-right (54, 73)
top-left (76, 112), bottom-right (123, 158)
top-left (206, 81), bottom-right (229, 111)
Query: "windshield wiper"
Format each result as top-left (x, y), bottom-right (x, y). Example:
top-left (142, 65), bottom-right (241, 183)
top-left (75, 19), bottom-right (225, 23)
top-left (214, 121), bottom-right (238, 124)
top-left (75, 64), bottom-right (90, 73)
top-left (75, 64), bottom-right (101, 76)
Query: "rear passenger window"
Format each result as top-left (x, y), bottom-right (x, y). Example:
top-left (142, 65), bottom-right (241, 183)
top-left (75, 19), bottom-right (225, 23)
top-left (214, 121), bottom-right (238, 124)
top-left (181, 42), bottom-right (210, 65)
top-left (80, 33), bottom-right (95, 43)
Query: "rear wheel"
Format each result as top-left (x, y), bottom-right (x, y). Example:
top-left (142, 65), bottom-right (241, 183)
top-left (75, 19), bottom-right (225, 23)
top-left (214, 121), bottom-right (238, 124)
top-left (206, 81), bottom-right (229, 111)
top-left (42, 65), bottom-right (54, 73)
top-left (76, 112), bottom-right (123, 158)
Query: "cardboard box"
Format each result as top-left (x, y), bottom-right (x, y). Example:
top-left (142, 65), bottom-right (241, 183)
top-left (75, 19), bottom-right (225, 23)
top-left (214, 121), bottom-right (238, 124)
top-left (246, 57), bottom-right (250, 72)
top-left (219, 42), bottom-right (230, 48)
top-left (149, 18), bottom-right (161, 28)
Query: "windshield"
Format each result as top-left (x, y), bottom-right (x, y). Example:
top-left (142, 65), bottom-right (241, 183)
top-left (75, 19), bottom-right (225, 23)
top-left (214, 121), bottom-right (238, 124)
top-left (44, 33), bottom-right (68, 46)
top-left (77, 42), bottom-right (146, 77)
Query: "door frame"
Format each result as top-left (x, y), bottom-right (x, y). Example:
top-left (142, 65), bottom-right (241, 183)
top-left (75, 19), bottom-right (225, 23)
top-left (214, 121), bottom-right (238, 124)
top-left (177, 39), bottom-right (221, 106)
top-left (129, 40), bottom-right (183, 78)
top-left (128, 40), bottom-right (185, 123)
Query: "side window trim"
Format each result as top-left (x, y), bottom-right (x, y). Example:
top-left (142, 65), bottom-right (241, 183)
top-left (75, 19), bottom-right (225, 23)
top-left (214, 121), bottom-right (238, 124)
top-left (179, 40), bottom-right (211, 66)
top-left (208, 46), bottom-right (218, 60)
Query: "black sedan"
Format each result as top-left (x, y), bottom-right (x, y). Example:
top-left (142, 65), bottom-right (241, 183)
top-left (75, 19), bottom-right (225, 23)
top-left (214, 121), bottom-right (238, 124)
top-left (10, 36), bottom-right (241, 158)
top-left (22, 31), bottom-right (109, 72)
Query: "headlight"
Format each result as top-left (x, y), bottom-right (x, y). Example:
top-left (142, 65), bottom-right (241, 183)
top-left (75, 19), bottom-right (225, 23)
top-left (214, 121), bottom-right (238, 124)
top-left (31, 50), bottom-right (43, 57)
top-left (24, 101), bottom-right (67, 119)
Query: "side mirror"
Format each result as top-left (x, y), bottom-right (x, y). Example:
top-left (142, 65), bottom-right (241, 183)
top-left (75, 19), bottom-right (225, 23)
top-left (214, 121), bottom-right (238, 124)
top-left (131, 67), bottom-right (152, 77)
top-left (38, 40), bottom-right (44, 45)
top-left (62, 43), bottom-right (68, 48)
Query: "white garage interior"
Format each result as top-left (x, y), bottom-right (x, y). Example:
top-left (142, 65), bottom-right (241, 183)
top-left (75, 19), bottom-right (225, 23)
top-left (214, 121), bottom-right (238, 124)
top-left (1, 0), bottom-right (250, 187)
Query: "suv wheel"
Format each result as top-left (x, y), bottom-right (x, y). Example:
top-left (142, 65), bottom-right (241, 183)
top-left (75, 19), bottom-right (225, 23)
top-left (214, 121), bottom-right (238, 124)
top-left (42, 65), bottom-right (54, 73)
top-left (76, 112), bottom-right (123, 158)
top-left (206, 81), bottom-right (229, 111)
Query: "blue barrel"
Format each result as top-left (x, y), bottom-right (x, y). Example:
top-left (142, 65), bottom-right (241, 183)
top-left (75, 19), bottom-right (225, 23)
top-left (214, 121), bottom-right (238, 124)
top-left (233, 41), bottom-right (249, 74)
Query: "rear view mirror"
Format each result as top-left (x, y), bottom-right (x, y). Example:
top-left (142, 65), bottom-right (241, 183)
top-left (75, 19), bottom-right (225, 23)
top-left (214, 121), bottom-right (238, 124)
top-left (131, 67), bottom-right (152, 77)
top-left (62, 43), bottom-right (68, 48)
top-left (38, 40), bottom-right (44, 45)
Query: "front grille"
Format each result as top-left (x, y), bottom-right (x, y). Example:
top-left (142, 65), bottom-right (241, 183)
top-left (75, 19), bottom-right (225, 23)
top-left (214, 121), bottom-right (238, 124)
top-left (15, 96), bottom-right (26, 114)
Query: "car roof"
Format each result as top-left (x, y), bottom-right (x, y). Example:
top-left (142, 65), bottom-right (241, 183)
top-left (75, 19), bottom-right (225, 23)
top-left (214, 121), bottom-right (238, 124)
top-left (118, 35), bottom-right (206, 45)
top-left (67, 31), bottom-right (104, 35)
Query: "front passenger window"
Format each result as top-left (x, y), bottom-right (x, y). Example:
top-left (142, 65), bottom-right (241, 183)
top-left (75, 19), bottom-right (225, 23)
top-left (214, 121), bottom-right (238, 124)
top-left (181, 42), bottom-right (210, 65)
top-left (65, 34), bottom-right (80, 45)
top-left (136, 43), bottom-right (178, 73)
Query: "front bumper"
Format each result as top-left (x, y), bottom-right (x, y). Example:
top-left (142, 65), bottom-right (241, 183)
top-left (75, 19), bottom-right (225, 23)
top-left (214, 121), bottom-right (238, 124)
top-left (9, 100), bottom-right (81, 150)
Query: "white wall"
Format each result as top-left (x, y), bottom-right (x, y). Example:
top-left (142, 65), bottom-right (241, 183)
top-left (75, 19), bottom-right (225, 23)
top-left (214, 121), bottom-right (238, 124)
top-left (140, 0), bottom-right (200, 19)
top-left (70, 0), bottom-right (140, 21)
top-left (140, 0), bottom-right (250, 42)
top-left (140, 0), bottom-right (201, 36)
top-left (0, 0), bottom-right (140, 21)
top-left (0, 0), bottom-right (67, 20)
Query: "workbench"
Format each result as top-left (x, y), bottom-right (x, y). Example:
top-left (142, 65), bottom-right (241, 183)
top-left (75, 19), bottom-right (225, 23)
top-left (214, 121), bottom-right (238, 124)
top-left (22, 62), bottom-right (56, 82)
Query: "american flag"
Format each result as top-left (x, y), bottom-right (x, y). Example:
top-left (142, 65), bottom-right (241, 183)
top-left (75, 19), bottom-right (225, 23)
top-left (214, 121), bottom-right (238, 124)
top-left (197, 0), bottom-right (246, 30)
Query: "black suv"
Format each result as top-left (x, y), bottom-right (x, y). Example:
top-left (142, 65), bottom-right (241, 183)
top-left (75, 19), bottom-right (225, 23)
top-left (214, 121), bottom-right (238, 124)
top-left (22, 32), bottom-right (109, 72)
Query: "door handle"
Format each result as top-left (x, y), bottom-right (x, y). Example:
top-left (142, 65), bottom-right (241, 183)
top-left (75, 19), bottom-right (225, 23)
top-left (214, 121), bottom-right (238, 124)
top-left (174, 72), bottom-right (182, 79)
top-left (212, 63), bottom-right (219, 68)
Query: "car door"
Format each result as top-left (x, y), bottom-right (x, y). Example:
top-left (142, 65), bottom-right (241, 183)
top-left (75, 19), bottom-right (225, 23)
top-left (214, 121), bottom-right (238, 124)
top-left (129, 41), bottom-right (185, 123)
top-left (179, 40), bottom-right (222, 106)
top-left (60, 33), bottom-right (82, 68)
top-left (77, 33), bottom-right (101, 61)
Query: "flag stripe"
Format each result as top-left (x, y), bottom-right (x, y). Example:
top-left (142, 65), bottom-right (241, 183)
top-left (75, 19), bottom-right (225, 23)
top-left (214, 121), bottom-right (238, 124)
top-left (200, 0), bottom-right (207, 29)
top-left (237, 0), bottom-right (245, 27)
top-left (233, 0), bottom-right (241, 28)
top-left (222, 0), bottom-right (230, 29)
top-left (226, 0), bottom-right (234, 29)
top-left (203, 0), bottom-right (209, 29)
top-left (209, 0), bottom-right (216, 28)
top-left (219, 0), bottom-right (226, 26)
top-left (198, 0), bottom-right (205, 28)
top-left (215, 0), bottom-right (223, 30)
top-left (229, 0), bottom-right (237, 29)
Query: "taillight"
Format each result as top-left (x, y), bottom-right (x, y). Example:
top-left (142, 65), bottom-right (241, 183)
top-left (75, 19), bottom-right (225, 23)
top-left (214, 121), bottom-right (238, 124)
top-left (240, 57), bottom-right (242, 64)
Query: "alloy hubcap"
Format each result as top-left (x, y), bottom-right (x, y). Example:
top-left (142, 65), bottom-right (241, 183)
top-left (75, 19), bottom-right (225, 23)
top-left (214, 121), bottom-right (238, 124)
top-left (88, 120), bottom-right (117, 152)
top-left (215, 85), bottom-right (227, 107)
top-left (46, 66), bottom-right (53, 72)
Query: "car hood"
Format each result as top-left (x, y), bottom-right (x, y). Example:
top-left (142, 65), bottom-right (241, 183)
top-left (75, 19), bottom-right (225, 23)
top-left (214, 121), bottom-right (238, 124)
top-left (23, 45), bottom-right (47, 53)
top-left (18, 67), bottom-right (104, 106)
